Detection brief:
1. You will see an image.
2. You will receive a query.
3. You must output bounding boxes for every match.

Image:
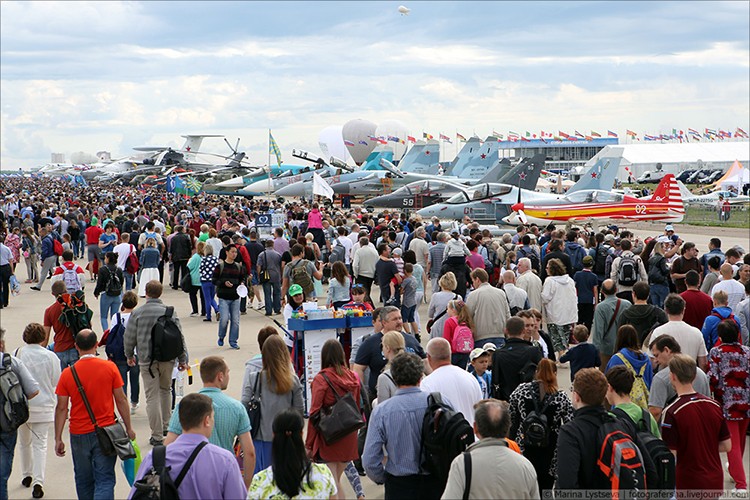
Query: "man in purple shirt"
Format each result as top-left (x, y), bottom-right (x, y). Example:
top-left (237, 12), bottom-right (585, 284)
top-left (129, 393), bottom-right (247, 499)
top-left (272, 227), bottom-right (289, 255)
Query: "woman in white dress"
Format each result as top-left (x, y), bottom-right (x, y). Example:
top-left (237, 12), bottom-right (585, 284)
top-left (138, 237), bottom-right (161, 297)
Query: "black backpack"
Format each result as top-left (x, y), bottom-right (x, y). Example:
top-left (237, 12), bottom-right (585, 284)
top-left (0, 353), bottom-right (30, 433)
top-left (329, 241), bottom-right (346, 265)
top-left (617, 255), bottom-right (638, 287)
top-left (612, 407), bottom-right (675, 492)
top-left (58, 290), bottom-right (94, 337)
top-left (594, 244), bottom-right (609, 276)
top-left (149, 306), bottom-right (184, 375)
top-left (105, 265), bottom-right (123, 297)
top-left (421, 392), bottom-right (475, 485)
top-left (521, 383), bottom-right (552, 448)
top-left (131, 442), bottom-right (207, 500)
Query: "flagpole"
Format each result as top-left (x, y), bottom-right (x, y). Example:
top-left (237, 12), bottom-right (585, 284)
top-left (267, 129), bottom-right (272, 197)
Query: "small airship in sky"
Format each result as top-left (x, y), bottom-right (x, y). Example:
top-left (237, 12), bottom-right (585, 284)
top-left (398, 5), bottom-right (410, 15)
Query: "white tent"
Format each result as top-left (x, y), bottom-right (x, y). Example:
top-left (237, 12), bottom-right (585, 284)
top-left (719, 167), bottom-right (749, 190)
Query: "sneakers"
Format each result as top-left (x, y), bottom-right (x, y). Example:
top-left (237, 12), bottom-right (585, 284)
top-left (190, 312), bottom-right (199, 317)
top-left (22, 476), bottom-right (32, 488)
top-left (732, 489), bottom-right (748, 498)
top-left (229, 344), bottom-right (240, 350)
top-left (131, 403), bottom-right (139, 414)
top-left (32, 485), bottom-right (44, 498)
top-left (149, 437), bottom-right (163, 446)
top-left (203, 318), bottom-right (212, 322)
top-left (217, 338), bottom-right (224, 347)
top-left (255, 302), bottom-right (264, 310)
top-left (30, 286), bottom-right (40, 291)
top-left (384, 297), bottom-right (397, 305)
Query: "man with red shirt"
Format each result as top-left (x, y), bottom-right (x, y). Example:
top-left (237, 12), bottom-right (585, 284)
top-left (54, 329), bottom-right (135, 499)
top-left (43, 281), bottom-right (80, 370)
top-left (661, 354), bottom-right (731, 498)
top-left (84, 217), bottom-right (103, 281)
top-left (680, 270), bottom-right (713, 330)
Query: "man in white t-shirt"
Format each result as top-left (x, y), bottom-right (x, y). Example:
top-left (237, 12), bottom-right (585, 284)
top-left (113, 233), bottom-right (136, 291)
top-left (649, 293), bottom-right (708, 371)
top-left (420, 338), bottom-right (482, 426)
top-left (710, 263), bottom-right (745, 310)
top-left (336, 227), bottom-right (353, 266)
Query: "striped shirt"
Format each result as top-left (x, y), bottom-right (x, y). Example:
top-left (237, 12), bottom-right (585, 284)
top-left (168, 387), bottom-right (251, 452)
top-left (363, 387), bottom-right (444, 483)
top-left (428, 242), bottom-right (446, 277)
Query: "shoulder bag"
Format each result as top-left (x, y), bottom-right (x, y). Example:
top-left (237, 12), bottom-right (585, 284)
top-left (247, 371), bottom-right (262, 439)
top-left (70, 364), bottom-right (136, 460)
top-left (311, 373), bottom-right (364, 445)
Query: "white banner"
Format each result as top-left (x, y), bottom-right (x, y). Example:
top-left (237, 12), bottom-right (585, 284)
top-left (312, 172), bottom-right (334, 200)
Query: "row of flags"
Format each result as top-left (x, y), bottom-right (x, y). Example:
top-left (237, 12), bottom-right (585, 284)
top-left (417, 127), bottom-right (749, 143)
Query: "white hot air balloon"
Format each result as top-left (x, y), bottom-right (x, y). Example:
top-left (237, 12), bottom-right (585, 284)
top-left (318, 125), bottom-right (350, 164)
top-left (398, 5), bottom-right (410, 15)
top-left (375, 119), bottom-right (411, 160)
top-left (342, 119), bottom-right (378, 166)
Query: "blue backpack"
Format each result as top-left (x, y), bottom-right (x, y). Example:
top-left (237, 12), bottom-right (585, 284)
top-left (105, 313), bottom-right (126, 362)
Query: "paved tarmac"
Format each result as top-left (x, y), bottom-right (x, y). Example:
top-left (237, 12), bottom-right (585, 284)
top-left (2, 221), bottom-right (748, 499)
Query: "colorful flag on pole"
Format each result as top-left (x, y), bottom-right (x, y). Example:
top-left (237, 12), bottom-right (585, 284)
top-left (558, 131), bottom-right (570, 139)
top-left (456, 133), bottom-right (467, 142)
top-left (626, 130), bottom-right (637, 137)
top-left (508, 131), bottom-right (519, 137)
top-left (358, 140), bottom-right (368, 146)
top-left (184, 176), bottom-right (202, 195)
top-left (607, 130), bottom-right (618, 138)
top-left (591, 130), bottom-right (601, 138)
top-left (439, 133), bottom-right (452, 143)
top-left (736, 127), bottom-right (748, 138)
top-left (575, 130), bottom-right (584, 138)
top-left (166, 174), bottom-right (176, 193)
top-left (344, 140), bottom-right (355, 147)
top-left (492, 130), bottom-right (503, 138)
top-left (407, 135), bottom-right (416, 143)
top-left (269, 131), bottom-right (282, 167)
top-left (423, 132), bottom-right (434, 140)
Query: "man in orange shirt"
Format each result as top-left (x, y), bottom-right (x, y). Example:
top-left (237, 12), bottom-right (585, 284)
top-left (54, 329), bottom-right (135, 499)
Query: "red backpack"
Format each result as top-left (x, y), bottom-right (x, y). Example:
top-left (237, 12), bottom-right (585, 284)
top-left (451, 323), bottom-right (475, 354)
top-left (52, 238), bottom-right (64, 257)
top-left (125, 245), bottom-right (139, 274)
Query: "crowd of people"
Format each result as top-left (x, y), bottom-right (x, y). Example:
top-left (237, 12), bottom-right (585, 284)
top-left (0, 175), bottom-right (749, 499)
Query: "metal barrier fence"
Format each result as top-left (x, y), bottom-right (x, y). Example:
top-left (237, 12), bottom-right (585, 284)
top-left (682, 205), bottom-right (750, 228)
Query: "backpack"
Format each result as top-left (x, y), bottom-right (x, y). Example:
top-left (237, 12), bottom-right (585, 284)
top-left (707, 311), bottom-right (741, 347)
top-left (612, 407), bottom-right (675, 492)
top-left (58, 290), bottom-right (94, 337)
top-left (105, 266), bottom-right (123, 296)
top-left (594, 244), bottom-right (609, 276)
top-left (149, 306), bottom-right (184, 375)
top-left (615, 353), bottom-right (650, 409)
top-left (0, 353), bottom-right (30, 433)
top-left (451, 323), bottom-right (475, 354)
top-left (52, 237), bottom-right (64, 257)
top-left (519, 247), bottom-right (541, 274)
top-left (61, 266), bottom-right (82, 293)
top-left (131, 442), bottom-right (207, 500)
top-left (126, 245), bottom-right (140, 274)
top-left (421, 392), bottom-right (475, 484)
top-left (291, 259), bottom-right (314, 296)
top-left (617, 254), bottom-right (638, 287)
top-left (588, 413), bottom-right (648, 495)
top-left (105, 313), bottom-right (127, 362)
top-left (521, 383), bottom-right (552, 448)
top-left (329, 241), bottom-right (346, 265)
top-left (566, 244), bottom-right (585, 273)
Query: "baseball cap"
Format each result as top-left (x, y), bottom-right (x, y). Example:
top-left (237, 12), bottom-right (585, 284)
top-left (582, 255), bottom-right (594, 266)
top-left (656, 235), bottom-right (671, 244)
top-left (469, 348), bottom-right (490, 362)
top-left (451, 228), bottom-right (459, 235)
top-left (604, 234), bottom-right (615, 243)
top-left (482, 342), bottom-right (497, 352)
top-left (289, 284), bottom-right (304, 296)
top-left (664, 224), bottom-right (675, 232)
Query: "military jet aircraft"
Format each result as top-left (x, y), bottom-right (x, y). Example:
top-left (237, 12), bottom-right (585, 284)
top-left (417, 150), bottom-right (624, 224)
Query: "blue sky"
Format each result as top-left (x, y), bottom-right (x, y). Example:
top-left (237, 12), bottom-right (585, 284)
top-left (1, 1), bottom-right (748, 167)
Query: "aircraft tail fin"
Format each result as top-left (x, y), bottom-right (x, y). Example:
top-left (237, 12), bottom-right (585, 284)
top-left (476, 158), bottom-right (511, 184)
top-left (676, 180), bottom-right (694, 200)
top-left (569, 150), bottom-right (622, 193)
top-left (499, 154), bottom-right (546, 189)
top-left (652, 174), bottom-right (685, 218)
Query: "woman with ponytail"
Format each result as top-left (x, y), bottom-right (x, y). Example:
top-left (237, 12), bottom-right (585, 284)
top-left (442, 299), bottom-right (475, 368)
top-left (508, 358), bottom-right (574, 494)
top-left (375, 331), bottom-right (406, 404)
top-left (247, 408), bottom-right (337, 499)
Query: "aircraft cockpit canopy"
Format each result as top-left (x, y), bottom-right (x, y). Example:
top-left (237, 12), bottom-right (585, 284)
top-left (564, 190), bottom-right (624, 204)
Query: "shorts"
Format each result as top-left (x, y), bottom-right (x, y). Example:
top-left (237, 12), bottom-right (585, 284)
top-left (87, 244), bottom-right (101, 262)
top-left (390, 273), bottom-right (404, 286)
top-left (250, 268), bottom-right (259, 286)
top-left (401, 305), bottom-right (416, 323)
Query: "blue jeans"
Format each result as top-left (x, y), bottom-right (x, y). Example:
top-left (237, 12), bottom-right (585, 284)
top-left (70, 431), bottom-right (116, 500)
top-left (650, 283), bottom-right (669, 309)
top-left (201, 282), bottom-right (219, 320)
top-left (1, 429), bottom-right (17, 500)
top-left (124, 271), bottom-right (134, 291)
top-left (73, 239), bottom-right (83, 258)
top-left (99, 294), bottom-right (121, 331)
top-left (115, 359), bottom-right (140, 404)
top-left (218, 298), bottom-right (240, 346)
top-left (262, 281), bottom-right (282, 315)
top-left (56, 347), bottom-right (79, 371)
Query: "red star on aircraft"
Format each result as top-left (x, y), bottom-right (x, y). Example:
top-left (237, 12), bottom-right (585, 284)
top-left (480, 153), bottom-right (487, 159)
top-left (186, 146), bottom-right (191, 151)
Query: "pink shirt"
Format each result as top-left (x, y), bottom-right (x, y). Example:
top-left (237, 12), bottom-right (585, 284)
top-left (307, 209), bottom-right (323, 229)
top-left (466, 251), bottom-right (485, 270)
